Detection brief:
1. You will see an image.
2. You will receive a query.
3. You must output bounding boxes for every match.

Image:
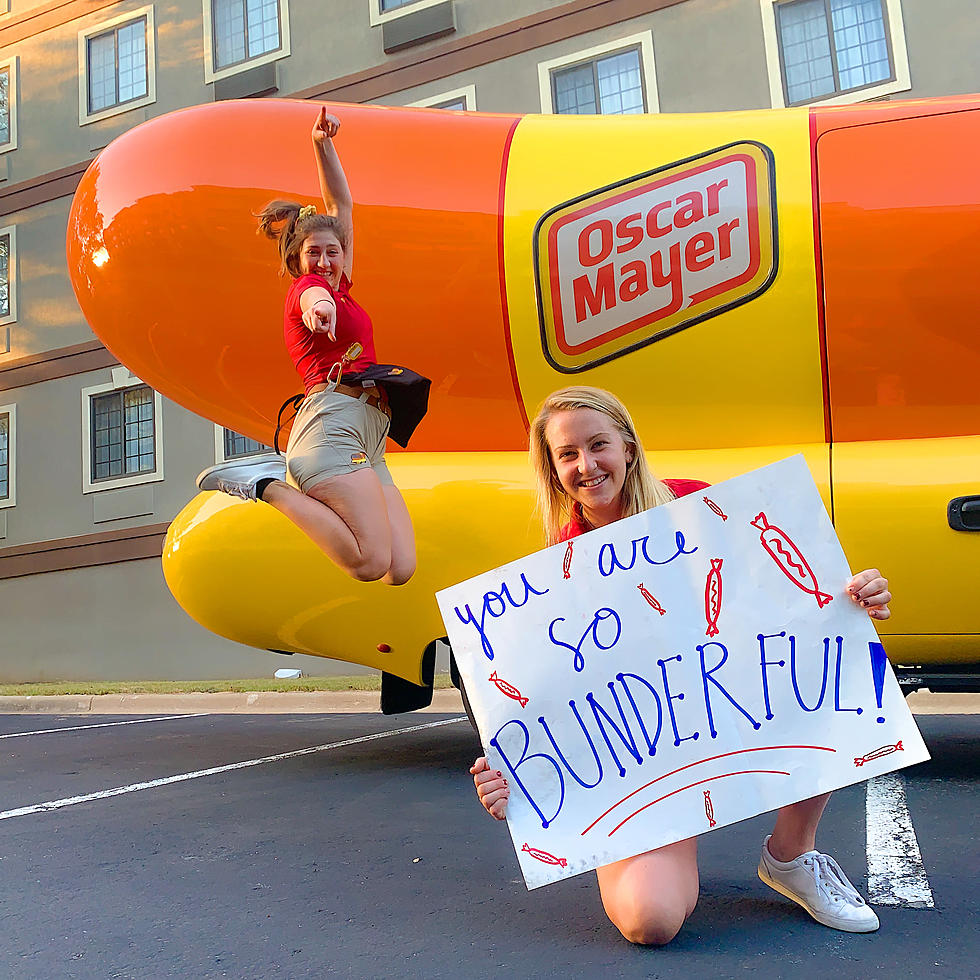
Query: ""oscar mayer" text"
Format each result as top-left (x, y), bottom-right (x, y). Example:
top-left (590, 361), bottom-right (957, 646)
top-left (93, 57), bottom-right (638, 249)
top-left (537, 145), bottom-right (775, 370)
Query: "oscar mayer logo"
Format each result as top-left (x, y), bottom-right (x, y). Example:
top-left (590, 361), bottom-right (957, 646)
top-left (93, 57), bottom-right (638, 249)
top-left (534, 142), bottom-right (777, 372)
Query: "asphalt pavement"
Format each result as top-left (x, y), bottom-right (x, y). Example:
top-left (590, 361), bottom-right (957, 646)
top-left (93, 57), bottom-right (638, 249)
top-left (0, 703), bottom-right (975, 979)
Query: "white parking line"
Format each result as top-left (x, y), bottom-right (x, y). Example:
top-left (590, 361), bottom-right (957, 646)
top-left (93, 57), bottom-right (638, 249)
top-left (0, 716), bottom-right (466, 823)
top-left (866, 772), bottom-right (935, 908)
top-left (0, 714), bottom-right (209, 739)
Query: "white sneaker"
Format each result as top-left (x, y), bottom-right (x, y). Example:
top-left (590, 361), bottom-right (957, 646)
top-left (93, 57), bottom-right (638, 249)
top-left (195, 454), bottom-right (286, 502)
top-left (758, 835), bottom-right (880, 933)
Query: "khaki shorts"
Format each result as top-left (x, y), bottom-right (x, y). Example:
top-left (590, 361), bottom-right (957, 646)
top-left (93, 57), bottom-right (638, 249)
top-left (285, 389), bottom-right (393, 494)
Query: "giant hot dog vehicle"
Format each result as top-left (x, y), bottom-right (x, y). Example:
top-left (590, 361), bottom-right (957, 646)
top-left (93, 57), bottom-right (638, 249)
top-left (66, 96), bottom-right (980, 709)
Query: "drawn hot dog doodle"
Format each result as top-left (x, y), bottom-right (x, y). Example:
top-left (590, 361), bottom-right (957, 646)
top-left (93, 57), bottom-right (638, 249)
top-left (751, 512), bottom-right (833, 608)
top-left (703, 789), bottom-right (717, 827)
top-left (704, 558), bottom-right (723, 637)
top-left (854, 740), bottom-right (904, 767)
top-left (489, 671), bottom-right (529, 708)
top-left (562, 540), bottom-right (573, 580)
top-left (521, 843), bottom-right (568, 868)
top-left (703, 496), bottom-right (729, 521)
top-left (637, 583), bottom-right (667, 616)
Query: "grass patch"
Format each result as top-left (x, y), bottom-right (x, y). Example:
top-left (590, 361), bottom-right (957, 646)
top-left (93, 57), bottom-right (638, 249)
top-left (0, 675), bottom-right (456, 697)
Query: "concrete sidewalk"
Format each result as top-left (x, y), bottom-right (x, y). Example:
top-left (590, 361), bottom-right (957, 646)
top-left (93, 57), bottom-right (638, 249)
top-left (0, 688), bottom-right (975, 715)
top-left (0, 687), bottom-right (467, 715)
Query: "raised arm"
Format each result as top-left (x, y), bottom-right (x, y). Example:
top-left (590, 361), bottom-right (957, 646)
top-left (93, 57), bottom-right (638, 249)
top-left (312, 107), bottom-right (354, 277)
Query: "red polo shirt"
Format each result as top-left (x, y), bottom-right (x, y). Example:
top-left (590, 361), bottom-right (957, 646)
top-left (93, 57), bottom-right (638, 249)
top-left (558, 478), bottom-right (711, 541)
top-left (283, 272), bottom-right (377, 393)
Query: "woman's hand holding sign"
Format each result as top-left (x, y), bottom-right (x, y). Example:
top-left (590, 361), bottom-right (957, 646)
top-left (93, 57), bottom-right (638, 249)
top-left (846, 568), bottom-right (891, 620)
top-left (471, 756), bottom-right (509, 820)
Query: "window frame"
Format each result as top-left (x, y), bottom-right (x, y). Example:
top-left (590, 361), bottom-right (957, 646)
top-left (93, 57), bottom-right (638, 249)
top-left (0, 402), bottom-right (15, 510)
top-left (203, 0), bottom-right (291, 85)
top-left (80, 367), bottom-right (165, 494)
top-left (369, 0), bottom-right (446, 28)
top-left (212, 423), bottom-right (271, 463)
top-left (0, 223), bottom-right (16, 342)
top-left (760, 0), bottom-right (911, 107)
top-left (537, 32), bottom-right (659, 116)
top-left (408, 84), bottom-right (476, 110)
top-left (77, 5), bottom-right (156, 126)
top-left (0, 55), bottom-right (18, 154)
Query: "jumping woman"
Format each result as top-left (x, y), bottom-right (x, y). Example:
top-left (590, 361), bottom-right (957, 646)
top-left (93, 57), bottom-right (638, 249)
top-left (196, 108), bottom-right (416, 586)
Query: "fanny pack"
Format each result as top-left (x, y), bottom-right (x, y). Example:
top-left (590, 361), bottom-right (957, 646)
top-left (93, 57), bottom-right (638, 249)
top-left (275, 363), bottom-right (431, 452)
top-left (340, 364), bottom-right (431, 448)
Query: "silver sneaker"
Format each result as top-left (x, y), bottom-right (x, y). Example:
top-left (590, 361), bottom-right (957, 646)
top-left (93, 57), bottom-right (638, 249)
top-left (195, 454), bottom-right (286, 502)
top-left (758, 835), bottom-right (880, 933)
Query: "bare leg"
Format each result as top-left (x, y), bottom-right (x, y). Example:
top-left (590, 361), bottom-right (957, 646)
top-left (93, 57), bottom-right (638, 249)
top-left (380, 484), bottom-right (416, 585)
top-left (261, 469), bottom-right (396, 582)
top-left (767, 792), bottom-right (832, 861)
top-left (595, 837), bottom-right (699, 945)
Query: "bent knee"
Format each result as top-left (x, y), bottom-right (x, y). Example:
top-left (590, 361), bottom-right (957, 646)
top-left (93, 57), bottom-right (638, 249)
top-left (384, 559), bottom-right (417, 587)
top-left (611, 902), bottom-right (689, 946)
top-left (350, 552), bottom-right (391, 582)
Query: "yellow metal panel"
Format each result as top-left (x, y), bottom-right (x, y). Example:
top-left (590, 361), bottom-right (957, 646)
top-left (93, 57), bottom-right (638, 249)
top-left (502, 109), bottom-right (824, 450)
top-left (833, 436), bottom-right (980, 665)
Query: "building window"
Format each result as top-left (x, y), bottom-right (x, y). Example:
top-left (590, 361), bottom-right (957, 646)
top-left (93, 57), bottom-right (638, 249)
top-left (81, 369), bottom-right (164, 493)
top-left (369, 0), bottom-right (447, 26)
top-left (409, 85), bottom-right (476, 111)
top-left (0, 56), bottom-right (18, 153)
top-left (91, 386), bottom-right (155, 481)
top-left (205, 0), bottom-right (290, 82)
top-left (215, 425), bottom-right (270, 462)
top-left (0, 67), bottom-right (7, 148)
top-left (538, 34), bottom-right (659, 116)
top-left (761, 0), bottom-right (910, 107)
top-left (0, 404), bottom-right (14, 509)
top-left (0, 224), bottom-right (15, 329)
top-left (212, 0), bottom-right (281, 71)
top-left (776, 0), bottom-right (893, 104)
top-left (78, 6), bottom-right (156, 124)
top-left (553, 48), bottom-right (645, 115)
top-left (87, 18), bottom-right (147, 114)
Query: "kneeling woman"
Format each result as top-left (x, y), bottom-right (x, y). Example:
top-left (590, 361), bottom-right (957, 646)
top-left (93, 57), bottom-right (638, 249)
top-left (197, 109), bottom-right (416, 586)
top-left (471, 385), bottom-right (892, 945)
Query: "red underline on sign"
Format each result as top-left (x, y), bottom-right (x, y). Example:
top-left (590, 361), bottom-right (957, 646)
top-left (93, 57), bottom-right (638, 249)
top-left (581, 744), bottom-right (834, 836)
top-left (608, 769), bottom-right (791, 837)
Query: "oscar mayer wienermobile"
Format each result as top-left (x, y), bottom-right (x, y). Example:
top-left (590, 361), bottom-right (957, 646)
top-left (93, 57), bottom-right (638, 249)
top-left (66, 96), bottom-right (980, 709)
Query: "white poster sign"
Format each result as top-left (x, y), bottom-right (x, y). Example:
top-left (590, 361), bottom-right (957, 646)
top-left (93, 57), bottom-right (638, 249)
top-left (436, 456), bottom-right (929, 889)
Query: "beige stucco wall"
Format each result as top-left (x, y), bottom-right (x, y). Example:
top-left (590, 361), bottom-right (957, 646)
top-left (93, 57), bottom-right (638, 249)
top-left (0, 557), bottom-right (373, 681)
top-left (1, 372), bottom-right (214, 548)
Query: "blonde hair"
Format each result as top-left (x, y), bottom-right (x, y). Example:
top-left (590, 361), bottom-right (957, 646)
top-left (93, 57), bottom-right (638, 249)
top-left (529, 386), bottom-right (676, 545)
top-left (256, 200), bottom-right (348, 278)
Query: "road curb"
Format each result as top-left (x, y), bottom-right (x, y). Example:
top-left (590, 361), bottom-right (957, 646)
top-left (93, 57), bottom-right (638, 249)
top-left (0, 688), bottom-right (467, 715)
top-left (0, 689), bottom-right (972, 716)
